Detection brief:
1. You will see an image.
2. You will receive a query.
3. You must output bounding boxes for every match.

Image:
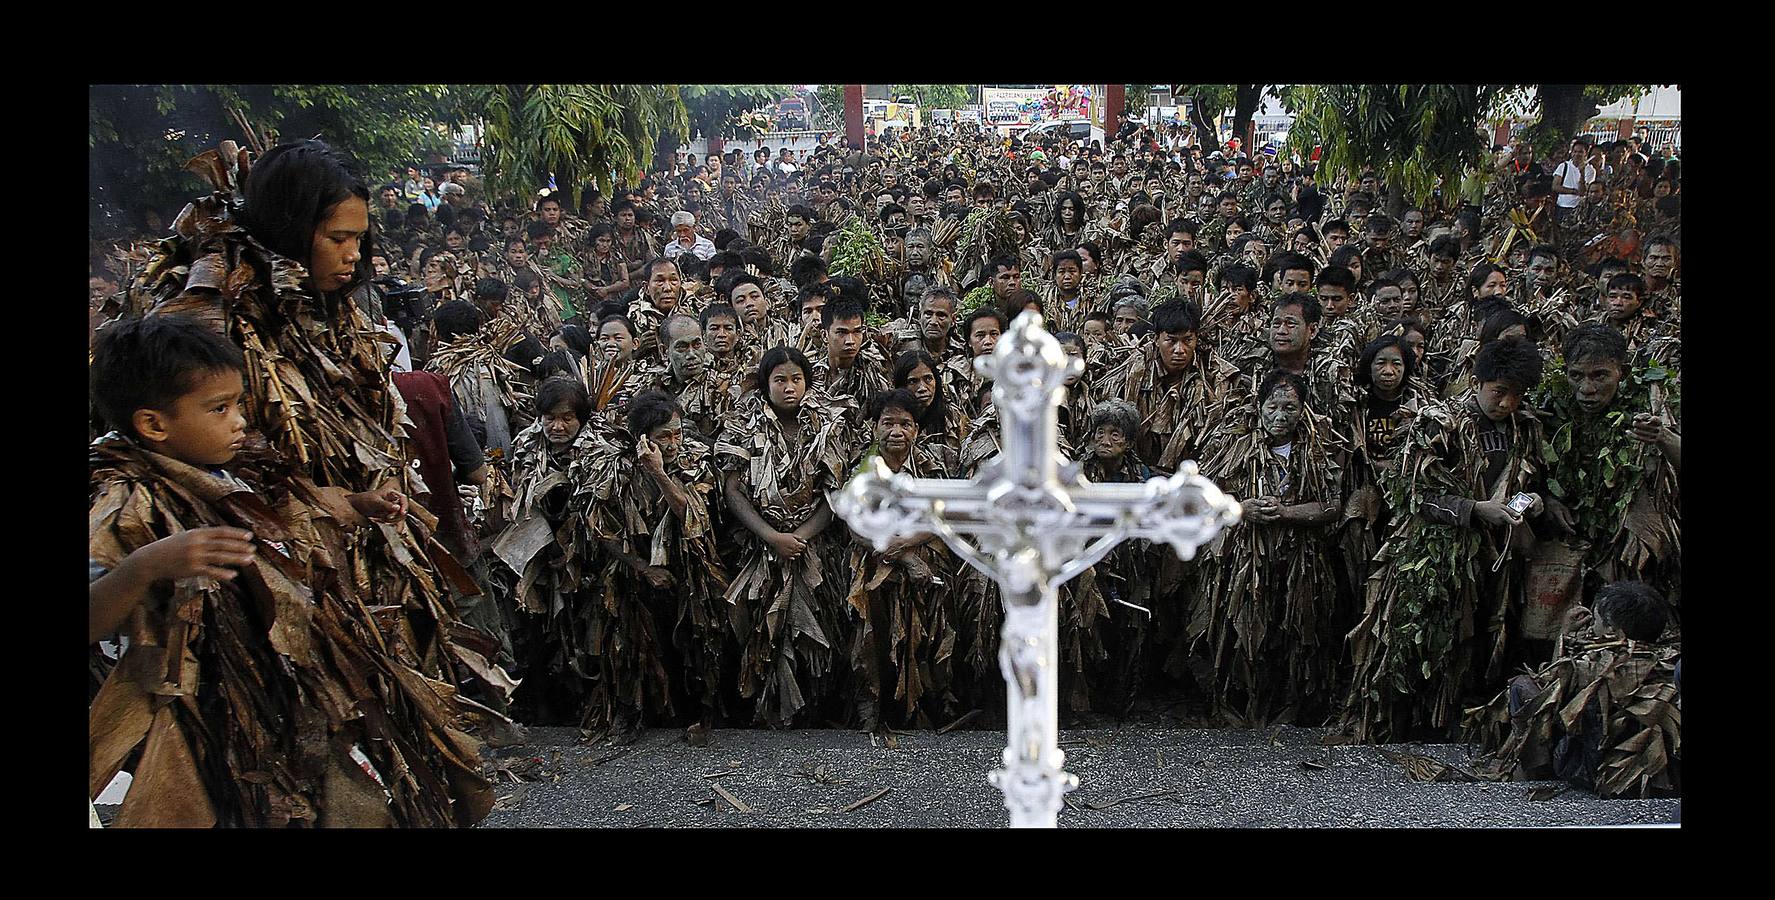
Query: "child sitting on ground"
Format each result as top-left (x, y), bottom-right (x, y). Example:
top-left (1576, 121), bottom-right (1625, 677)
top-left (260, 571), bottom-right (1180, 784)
top-left (1466, 580), bottom-right (1680, 797)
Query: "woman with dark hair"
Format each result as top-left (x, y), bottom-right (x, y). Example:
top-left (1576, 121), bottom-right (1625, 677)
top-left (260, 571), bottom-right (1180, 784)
top-left (1046, 190), bottom-right (1088, 252)
top-left (891, 349), bottom-right (966, 463)
top-left (1327, 243), bottom-right (1365, 287)
top-left (1076, 240), bottom-right (1106, 276)
top-left (1345, 337), bottom-right (1549, 743)
top-left (1443, 305), bottom-right (1534, 400)
top-left (498, 375), bottom-right (607, 725)
top-left (1341, 331), bottom-right (1433, 606)
top-left (1114, 203), bottom-right (1167, 282)
top-left (106, 139), bottom-right (504, 826)
top-left (842, 389), bottom-right (960, 732)
top-left (584, 222), bottom-right (631, 303)
top-left (1053, 331), bottom-right (1099, 449)
top-left (715, 347), bottom-right (853, 727)
top-left (1428, 261), bottom-right (1514, 397)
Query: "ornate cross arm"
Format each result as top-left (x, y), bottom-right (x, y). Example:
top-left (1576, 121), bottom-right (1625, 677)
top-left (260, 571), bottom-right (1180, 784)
top-left (832, 457), bottom-right (1241, 594)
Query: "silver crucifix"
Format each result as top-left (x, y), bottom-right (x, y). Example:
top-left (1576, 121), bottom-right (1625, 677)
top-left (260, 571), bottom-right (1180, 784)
top-left (830, 310), bottom-right (1242, 827)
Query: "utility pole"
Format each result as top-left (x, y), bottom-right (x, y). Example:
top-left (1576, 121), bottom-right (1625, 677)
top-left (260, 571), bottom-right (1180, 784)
top-left (845, 84), bottom-right (865, 150)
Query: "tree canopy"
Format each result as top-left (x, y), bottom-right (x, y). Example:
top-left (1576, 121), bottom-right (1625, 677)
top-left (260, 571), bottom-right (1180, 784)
top-left (1170, 84), bottom-right (1275, 150)
top-left (457, 85), bottom-right (689, 209)
top-left (90, 84), bottom-right (457, 241)
top-left (1279, 84), bottom-right (1665, 207)
top-left (681, 85), bottom-right (797, 140)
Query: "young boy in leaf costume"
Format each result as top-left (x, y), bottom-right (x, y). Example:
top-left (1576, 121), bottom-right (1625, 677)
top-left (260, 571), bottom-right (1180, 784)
top-left (1344, 337), bottom-right (1550, 743)
top-left (576, 389), bottom-right (732, 743)
top-left (1466, 581), bottom-right (1680, 798)
top-left (89, 315), bottom-right (495, 827)
top-left (1533, 324), bottom-right (1681, 610)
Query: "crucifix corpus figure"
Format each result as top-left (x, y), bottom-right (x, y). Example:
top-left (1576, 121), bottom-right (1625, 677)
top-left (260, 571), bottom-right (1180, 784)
top-left (830, 310), bottom-right (1243, 827)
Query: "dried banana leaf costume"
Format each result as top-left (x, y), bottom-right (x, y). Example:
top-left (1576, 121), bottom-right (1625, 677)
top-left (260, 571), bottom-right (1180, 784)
top-left (426, 315), bottom-right (534, 458)
top-left (1343, 396), bottom-right (1544, 742)
top-left (715, 393), bottom-right (853, 726)
top-left (844, 446), bottom-right (960, 729)
top-left (494, 419), bottom-right (607, 720)
top-left (1191, 403), bottom-right (1348, 724)
top-left (955, 407), bottom-right (1009, 709)
top-left (813, 348), bottom-right (892, 431)
top-left (576, 431), bottom-right (732, 731)
top-left (1074, 451), bottom-right (1152, 715)
top-left (655, 364), bottom-right (744, 447)
top-left (1465, 634), bottom-right (1680, 798)
top-left (1533, 362), bottom-right (1682, 607)
top-left (1340, 382), bottom-right (1433, 613)
top-left (89, 437), bottom-right (499, 827)
top-left (99, 152), bottom-right (500, 825)
top-left (1095, 340), bottom-right (1248, 476)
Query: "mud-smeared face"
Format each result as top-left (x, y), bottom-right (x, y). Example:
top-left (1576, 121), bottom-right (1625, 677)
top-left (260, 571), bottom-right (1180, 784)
top-left (666, 320), bottom-right (705, 381)
top-left (1260, 383), bottom-right (1304, 441)
top-left (1091, 423), bottom-right (1129, 461)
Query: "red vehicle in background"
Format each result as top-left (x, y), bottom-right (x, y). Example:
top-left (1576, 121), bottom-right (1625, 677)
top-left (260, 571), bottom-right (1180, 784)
top-left (775, 96), bottom-right (808, 130)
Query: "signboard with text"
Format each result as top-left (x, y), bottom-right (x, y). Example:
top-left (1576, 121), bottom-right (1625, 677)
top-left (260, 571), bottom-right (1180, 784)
top-left (982, 87), bottom-right (1049, 126)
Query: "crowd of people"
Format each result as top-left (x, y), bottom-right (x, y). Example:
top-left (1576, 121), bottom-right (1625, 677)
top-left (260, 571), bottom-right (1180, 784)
top-left (87, 112), bottom-right (1682, 827)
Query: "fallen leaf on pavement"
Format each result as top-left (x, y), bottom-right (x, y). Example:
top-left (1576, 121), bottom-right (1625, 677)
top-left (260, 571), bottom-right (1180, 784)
top-left (841, 788), bottom-right (892, 812)
top-left (1380, 749), bottom-right (1480, 783)
top-left (712, 783), bottom-right (754, 813)
top-left (1076, 789), bottom-right (1180, 811)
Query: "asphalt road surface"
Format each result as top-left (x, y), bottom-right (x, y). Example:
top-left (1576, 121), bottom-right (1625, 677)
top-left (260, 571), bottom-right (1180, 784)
top-left (479, 725), bottom-right (1680, 828)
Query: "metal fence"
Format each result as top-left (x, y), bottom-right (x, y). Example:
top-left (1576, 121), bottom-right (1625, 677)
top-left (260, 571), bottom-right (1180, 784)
top-left (1578, 120), bottom-right (1682, 153)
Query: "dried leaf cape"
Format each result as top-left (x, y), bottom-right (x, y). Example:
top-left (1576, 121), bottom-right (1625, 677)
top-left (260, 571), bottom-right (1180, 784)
top-left (714, 393), bottom-right (854, 726)
top-left (843, 445), bottom-right (960, 729)
top-left (1094, 340), bottom-right (1248, 474)
top-left (1073, 450), bottom-right (1155, 715)
top-left (575, 429), bottom-right (732, 731)
top-left (1191, 402), bottom-right (1348, 724)
top-left (492, 419), bottom-right (609, 721)
top-left (1465, 632), bottom-right (1680, 798)
top-left (1344, 395), bottom-right (1544, 742)
top-left (106, 145), bottom-right (505, 823)
top-left (1532, 360), bottom-right (1682, 603)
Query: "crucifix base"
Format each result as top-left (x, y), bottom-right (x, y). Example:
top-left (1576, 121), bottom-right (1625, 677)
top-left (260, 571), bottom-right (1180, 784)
top-left (987, 586), bottom-right (1077, 828)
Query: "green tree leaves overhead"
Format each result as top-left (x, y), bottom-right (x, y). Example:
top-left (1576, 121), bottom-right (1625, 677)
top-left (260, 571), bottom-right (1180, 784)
top-left (813, 85), bottom-right (845, 129)
top-left (1280, 84), bottom-right (1665, 206)
top-left (1282, 84), bottom-right (1518, 206)
top-left (1523, 84), bottom-right (1667, 154)
top-left (680, 85), bottom-right (797, 140)
top-left (90, 84), bottom-right (457, 241)
top-left (1170, 85), bottom-right (1275, 149)
top-left (456, 85), bottom-right (689, 207)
